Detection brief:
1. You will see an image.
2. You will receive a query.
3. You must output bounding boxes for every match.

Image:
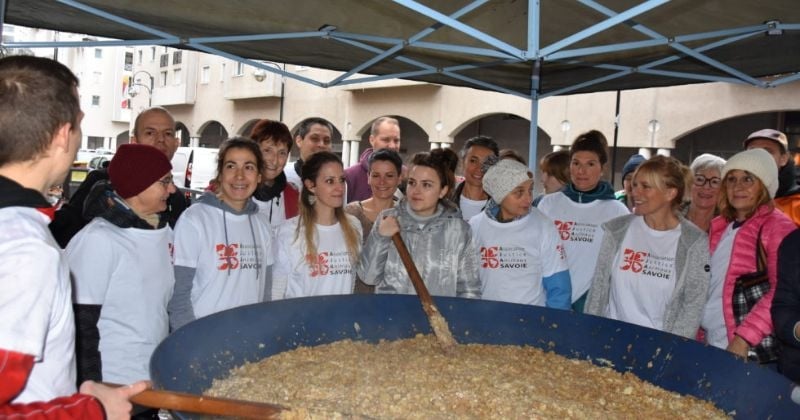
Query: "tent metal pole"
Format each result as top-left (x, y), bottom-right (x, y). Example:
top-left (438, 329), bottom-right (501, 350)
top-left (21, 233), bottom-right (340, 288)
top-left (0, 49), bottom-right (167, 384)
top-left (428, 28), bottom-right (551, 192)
top-left (0, 0), bottom-right (5, 45)
top-left (527, 0), bottom-right (541, 171)
top-left (611, 90), bottom-right (621, 187)
top-left (529, 59), bottom-right (541, 171)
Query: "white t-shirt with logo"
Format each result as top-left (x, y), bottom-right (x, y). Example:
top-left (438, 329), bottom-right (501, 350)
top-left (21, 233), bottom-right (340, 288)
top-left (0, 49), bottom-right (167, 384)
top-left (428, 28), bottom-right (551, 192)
top-left (606, 217), bottom-right (680, 331)
top-left (0, 207), bottom-right (75, 403)
top-left (173, 203), bottom-right (274, 319)
top-left (272, 215), bottom-right (362, 299)
top-left (469, 209), bottom-right (567, 306)
top-left (702, 222), bottom-right (737, 349)
top-left (459, 196), bottom-right (487, 221)
top-left (67, 219), bottom-right (174, 383)
top-left (537, 193), bottom-right (629, 302)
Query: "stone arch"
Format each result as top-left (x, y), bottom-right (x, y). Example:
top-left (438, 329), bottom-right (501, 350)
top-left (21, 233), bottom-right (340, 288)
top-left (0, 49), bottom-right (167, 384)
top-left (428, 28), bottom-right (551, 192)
top-left (355, 115), bottom-right (428, 162)
top-left (115, 130), bottom-right (129, 149)
top-left (175, 122), bottom-right (191, 147)
top-left (238, 118), bottom-right (260, 138)
top-left (672, 110), bottom-right (800, 165)
top-left (450, 113), bottom-right (551, 170)
top-left (197, 120), bottom-right (228, 148)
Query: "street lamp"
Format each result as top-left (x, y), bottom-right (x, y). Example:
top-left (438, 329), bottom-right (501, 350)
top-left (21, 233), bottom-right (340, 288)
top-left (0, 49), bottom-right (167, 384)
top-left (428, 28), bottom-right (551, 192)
top-left (252, 61), bottom-right (285, 122)
top-left (128, 70), bottom-right (154, 107)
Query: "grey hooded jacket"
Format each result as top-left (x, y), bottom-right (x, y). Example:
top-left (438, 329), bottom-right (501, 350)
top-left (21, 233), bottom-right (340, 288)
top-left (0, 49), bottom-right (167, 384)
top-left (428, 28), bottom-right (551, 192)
top-left (584, 214), bottom-right (710, 338)
top-left (357, 200), bottom-right (481, 298)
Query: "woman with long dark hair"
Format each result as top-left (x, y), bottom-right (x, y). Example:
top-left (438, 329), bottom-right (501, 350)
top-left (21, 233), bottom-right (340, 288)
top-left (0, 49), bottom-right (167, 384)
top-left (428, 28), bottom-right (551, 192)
top-left (272, 151), bottom-right (362, 299)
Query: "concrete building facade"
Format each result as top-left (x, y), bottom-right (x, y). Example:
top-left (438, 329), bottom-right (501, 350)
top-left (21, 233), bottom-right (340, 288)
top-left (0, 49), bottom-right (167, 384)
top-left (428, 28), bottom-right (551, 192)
top-left (128, 45), bottom-right (800, 190)
top-left (3, 25), bottom-right (133, 152)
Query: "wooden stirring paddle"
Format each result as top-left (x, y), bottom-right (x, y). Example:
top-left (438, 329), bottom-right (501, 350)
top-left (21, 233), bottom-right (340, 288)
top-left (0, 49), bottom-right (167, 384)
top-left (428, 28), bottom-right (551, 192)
top-left (391, 233), bottom-right (457, 352)
top-left (107, 384), bottom-right (286, 419)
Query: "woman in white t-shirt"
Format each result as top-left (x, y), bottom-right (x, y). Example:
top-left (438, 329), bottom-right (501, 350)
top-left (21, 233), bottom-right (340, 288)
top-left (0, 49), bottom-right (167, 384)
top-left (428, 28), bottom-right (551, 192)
top-left (168, 138), bottom-right (274, 331)
top-left (537, 130), bottom-right (629, 312)
top-left (584, 156), bottom-right (710, 338)
top-left (69, 144), bottom-right (176, 386)
top-left (272, 152), bottom-right (362, 299)
top-left (469, 157), bottom-right (571, 309)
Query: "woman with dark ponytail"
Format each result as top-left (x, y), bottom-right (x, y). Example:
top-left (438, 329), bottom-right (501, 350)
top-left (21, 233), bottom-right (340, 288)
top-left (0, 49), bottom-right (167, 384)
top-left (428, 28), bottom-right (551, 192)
top-left (271, 152), bottom-right (362, 299)
top-left (358, 148), bottom-right (481, 298)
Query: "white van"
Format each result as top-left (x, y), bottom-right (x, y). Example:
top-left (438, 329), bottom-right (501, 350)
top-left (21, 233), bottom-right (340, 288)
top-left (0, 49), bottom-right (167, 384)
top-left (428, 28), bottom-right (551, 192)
top-left (171, 147), bottom-right (219, 191)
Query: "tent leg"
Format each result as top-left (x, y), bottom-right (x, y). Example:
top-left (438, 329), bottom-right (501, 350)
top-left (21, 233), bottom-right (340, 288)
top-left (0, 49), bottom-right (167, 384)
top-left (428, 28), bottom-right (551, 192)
top-left (0, 0), bottom-right (6, 43)
top-left (528, 59), bottom-right (541, 171)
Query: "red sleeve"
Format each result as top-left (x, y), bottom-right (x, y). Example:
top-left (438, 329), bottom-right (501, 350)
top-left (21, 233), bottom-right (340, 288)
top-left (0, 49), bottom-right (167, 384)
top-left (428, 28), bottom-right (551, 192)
top-left (0, 349), bottom-right (105, 419)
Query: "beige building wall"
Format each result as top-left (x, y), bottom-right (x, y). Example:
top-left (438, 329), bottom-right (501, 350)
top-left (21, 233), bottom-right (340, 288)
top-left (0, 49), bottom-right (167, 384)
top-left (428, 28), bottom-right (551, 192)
top-left (127, 46), bottom-right (800, 167)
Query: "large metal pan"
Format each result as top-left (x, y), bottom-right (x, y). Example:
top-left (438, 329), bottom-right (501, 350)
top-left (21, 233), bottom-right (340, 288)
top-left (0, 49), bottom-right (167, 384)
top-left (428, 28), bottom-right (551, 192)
top-left (151, 295), bottom-right (799, 418)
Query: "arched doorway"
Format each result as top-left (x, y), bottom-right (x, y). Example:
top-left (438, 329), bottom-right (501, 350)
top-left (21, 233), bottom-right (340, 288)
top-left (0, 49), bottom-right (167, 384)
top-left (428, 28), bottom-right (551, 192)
top-left (357, 116), bottom-right (427, 162)
top-left (115, 130), bottom-right (129, 150)
top-left (239, 119), bottom-right (259, 138)
top-left (175, 122), bottom-right (191, 147)
top-left (198, 121), bottom-right (228, 148)
top-left (453, 113), bottom-right (549, 166)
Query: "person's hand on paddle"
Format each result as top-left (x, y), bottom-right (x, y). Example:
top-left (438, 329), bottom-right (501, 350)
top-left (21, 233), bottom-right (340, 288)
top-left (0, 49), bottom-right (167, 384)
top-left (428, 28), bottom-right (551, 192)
top-left (378, 215), bottom-right (400, 237)
top-left (79, 380), bottom-right (150, 420)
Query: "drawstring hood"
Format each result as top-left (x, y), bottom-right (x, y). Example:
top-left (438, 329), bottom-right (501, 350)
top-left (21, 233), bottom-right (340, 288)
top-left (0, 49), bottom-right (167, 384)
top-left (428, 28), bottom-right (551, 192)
top-left (197, 191), bottom-right (261, 276)
top-left (562, 180), bottom-right (617, 204)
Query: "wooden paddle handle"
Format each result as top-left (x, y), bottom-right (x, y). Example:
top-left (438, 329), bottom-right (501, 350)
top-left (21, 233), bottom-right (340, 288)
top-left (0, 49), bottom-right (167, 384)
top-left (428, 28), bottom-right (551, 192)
top-left (391, 233), bottom-right (435, 312)
top-left (105, 383), bottom-right (285, 419)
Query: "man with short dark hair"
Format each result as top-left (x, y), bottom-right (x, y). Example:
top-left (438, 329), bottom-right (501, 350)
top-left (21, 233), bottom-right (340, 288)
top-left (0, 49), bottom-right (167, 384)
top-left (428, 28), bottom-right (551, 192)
top-left (284, 117), bottom-right (334, 189)
top-left (49, 106), bottom-right (189, 247)
top-left (0, 55), bottom-right (146, 419)
top-left (452, 135), bottom-right (500, 221)
top-left (345, 116), bottom-right (401, 202)
top-left (744, 128), bottom-right (800, 226)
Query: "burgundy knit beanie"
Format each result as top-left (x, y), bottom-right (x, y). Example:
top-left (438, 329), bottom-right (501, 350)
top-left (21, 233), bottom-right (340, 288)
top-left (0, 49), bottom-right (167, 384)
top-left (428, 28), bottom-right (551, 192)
top-left (109, 144), bottom-right (172, 198)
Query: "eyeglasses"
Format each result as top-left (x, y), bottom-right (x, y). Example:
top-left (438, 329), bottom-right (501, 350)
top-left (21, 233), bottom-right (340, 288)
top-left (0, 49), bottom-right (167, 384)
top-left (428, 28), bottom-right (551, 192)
top-left (156, 175), bottom-right (174, 187)
top-left (693, 174), bottom-right (721, 189)
top-left (724, 174), bottom-right (756, 188)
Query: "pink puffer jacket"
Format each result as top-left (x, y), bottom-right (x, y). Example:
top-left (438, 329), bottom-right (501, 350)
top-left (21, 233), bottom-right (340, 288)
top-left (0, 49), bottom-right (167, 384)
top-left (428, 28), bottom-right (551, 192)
top-left (709, 205), bottom-right (796, 346)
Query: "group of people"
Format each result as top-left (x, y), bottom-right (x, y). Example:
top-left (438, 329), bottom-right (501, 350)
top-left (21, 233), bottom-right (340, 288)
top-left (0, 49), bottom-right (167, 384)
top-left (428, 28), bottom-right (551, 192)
top-left (4, 55), bottom-right (800, 418)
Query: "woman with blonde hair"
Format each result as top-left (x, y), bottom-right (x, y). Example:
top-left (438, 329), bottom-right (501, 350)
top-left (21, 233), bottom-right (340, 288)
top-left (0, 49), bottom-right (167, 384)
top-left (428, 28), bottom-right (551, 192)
top-left (272, 151), bottom-right (362, 299)
top-left (585, 156), bottom-right (710, 338)
top-left (702, 148), bottom-right (795, 364)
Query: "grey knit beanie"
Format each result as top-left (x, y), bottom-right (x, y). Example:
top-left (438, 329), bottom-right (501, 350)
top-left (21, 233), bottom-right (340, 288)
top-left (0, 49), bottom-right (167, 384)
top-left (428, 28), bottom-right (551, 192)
top-left (483, 158), bottom-right (533, 204)
top-left (721, 148), bottom-right (779, 198)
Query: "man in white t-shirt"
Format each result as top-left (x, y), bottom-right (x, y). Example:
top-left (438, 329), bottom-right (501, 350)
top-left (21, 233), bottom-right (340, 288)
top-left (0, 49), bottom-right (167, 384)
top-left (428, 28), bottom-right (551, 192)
top-left (452, 136), bottom-right (499, 221)
top-left (0, 55), bottom-right (145, 419)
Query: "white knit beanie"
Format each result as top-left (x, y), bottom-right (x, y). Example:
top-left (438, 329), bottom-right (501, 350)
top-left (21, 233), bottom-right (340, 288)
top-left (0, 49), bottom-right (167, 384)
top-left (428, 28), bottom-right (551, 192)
top-left (483, 159), bottom-right (533, 204)
top-left (721, 148), bottom-right (779, 198)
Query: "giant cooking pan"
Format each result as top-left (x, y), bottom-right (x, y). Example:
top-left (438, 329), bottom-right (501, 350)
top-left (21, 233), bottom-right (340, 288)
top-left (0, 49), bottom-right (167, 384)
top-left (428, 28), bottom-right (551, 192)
top-left (151, 295), bottom-right (800, 418)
